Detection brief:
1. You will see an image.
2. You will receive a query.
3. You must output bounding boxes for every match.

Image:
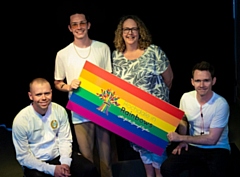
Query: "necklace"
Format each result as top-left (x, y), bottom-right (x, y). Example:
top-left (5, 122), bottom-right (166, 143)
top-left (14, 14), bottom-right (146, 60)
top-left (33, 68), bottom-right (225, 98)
top-left (73, 44), bottom-right (91, 59)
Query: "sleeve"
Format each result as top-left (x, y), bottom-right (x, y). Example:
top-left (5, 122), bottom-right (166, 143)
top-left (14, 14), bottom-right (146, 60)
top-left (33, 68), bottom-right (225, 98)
top-left (103, 44), bottom-right (112, 73)
top-left (12, 117), bottom-right (56, 176)
top-left (210, 99), bottom-right (229, 128)
top-left (179, 94), bottom-right (185, 110)
top-left (112, 50), bottom-right (116, 59)
top-left (154, 45), bottom-right (170, 75)
top-left (54, 51), bottom-right (66, 81)
top-left (58, 107), bottom-right (73, 166)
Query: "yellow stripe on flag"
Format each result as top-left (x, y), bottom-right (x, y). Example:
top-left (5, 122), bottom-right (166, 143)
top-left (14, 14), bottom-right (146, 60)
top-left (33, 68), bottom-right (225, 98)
top-left (80, 77), bottom-right (176, 132)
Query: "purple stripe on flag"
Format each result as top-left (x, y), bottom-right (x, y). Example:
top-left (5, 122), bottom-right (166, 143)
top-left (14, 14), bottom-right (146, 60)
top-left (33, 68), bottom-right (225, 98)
top-left (67, 100), bottom-right (165, 156)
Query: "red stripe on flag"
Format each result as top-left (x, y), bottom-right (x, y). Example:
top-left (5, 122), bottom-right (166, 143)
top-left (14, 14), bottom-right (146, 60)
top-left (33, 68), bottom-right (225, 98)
top-left (83, 61), bottom-right (183, 119)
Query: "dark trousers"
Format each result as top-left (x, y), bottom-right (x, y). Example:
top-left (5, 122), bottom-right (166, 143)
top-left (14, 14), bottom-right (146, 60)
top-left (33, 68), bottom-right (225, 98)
top-left (161, 145), bottom-right (230, 177)
top-left (23, 152), bottom-right (100, 177)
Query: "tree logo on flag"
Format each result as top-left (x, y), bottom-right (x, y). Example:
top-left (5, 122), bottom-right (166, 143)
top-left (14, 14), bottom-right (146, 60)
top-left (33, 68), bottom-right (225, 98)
top-left (97, 89), bottom-right (120, 115)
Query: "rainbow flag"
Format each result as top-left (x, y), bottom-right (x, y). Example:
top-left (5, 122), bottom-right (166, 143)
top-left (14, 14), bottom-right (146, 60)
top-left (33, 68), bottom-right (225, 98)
top-left (67, 61), bottom-right (184, 156)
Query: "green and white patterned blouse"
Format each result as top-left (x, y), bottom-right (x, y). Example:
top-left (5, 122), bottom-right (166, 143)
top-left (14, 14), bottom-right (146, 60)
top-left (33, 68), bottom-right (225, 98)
top-left (112, 44), bottom-right (170, 103)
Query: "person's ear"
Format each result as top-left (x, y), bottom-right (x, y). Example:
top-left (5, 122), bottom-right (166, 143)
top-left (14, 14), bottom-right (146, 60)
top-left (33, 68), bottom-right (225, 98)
top-left (68, 25), bottom-right (73, 32)
top-left (191, 78), bottom-right (194, 87)
top-left (212, 77), bottom-right (216, 86)
top-left (87, 22), bottom-right (91, 30)
top-left (28, 92), bottom-right (33, 100)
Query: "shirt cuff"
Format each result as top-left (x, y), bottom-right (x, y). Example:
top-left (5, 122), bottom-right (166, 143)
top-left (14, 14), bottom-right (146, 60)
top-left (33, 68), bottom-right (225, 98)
top-left (60, 156), bottom-right (72, 166)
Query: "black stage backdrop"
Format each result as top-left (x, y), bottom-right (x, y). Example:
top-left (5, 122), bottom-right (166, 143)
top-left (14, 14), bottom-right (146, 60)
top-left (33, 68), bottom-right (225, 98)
top-left (2, 1), bottom-right (236, 127)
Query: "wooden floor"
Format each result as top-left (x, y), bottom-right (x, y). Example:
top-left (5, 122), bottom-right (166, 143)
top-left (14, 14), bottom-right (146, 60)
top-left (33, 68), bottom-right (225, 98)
top-left (0, 102), bottom-right (239, 177)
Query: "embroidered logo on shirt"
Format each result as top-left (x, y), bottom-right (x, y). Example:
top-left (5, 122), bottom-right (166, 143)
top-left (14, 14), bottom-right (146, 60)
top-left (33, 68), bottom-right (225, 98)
top-left (51, 120), bottom-right (58, 129)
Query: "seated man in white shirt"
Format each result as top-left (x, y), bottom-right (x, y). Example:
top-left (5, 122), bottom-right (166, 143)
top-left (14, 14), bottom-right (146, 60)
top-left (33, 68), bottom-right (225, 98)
top-left (161, 61), bottom-right (230, 177)
top-left (12, 78), bottom-right (100, 177)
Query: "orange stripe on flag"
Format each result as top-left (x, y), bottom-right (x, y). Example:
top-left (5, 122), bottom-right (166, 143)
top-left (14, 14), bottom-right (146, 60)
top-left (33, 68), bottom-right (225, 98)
top-left (80, 69), bottom-right (181, 127)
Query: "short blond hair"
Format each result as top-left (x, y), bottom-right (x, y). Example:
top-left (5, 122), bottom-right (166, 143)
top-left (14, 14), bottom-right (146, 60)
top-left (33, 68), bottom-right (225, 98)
top-left (29, 78), bottom-right (50, 91)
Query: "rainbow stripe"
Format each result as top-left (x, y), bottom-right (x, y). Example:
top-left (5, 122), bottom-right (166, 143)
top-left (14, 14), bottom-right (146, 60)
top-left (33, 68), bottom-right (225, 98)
top-left (67, 61), bottom-right (184, 156)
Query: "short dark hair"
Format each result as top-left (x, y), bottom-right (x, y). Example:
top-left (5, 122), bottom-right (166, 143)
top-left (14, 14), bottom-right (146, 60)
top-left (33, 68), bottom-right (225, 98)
top-left (192, 61), bottom-right (215, 78)
top-left (67, 7), bottom-right (90, 23)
